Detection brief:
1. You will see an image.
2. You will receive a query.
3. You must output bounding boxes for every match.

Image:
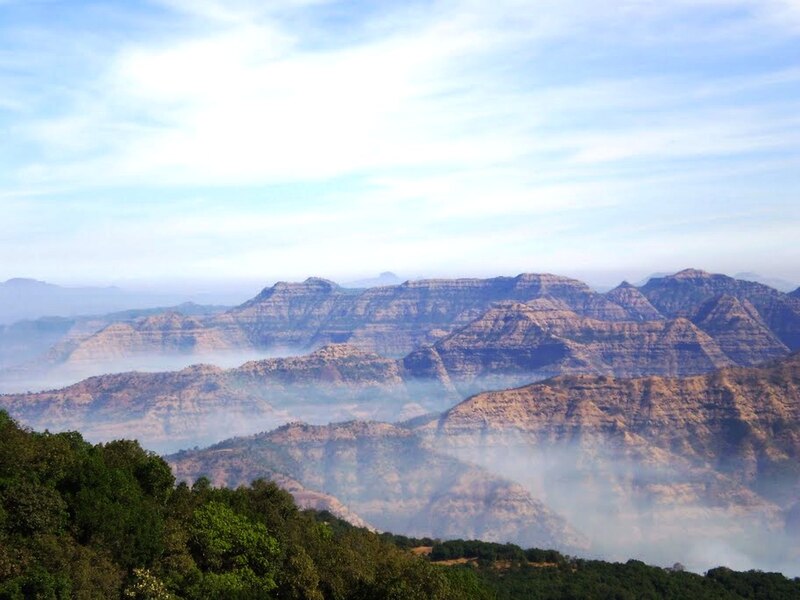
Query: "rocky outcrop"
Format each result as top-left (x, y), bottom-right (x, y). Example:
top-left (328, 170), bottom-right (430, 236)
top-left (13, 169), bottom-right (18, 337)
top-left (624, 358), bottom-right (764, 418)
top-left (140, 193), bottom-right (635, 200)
top-left (167, 421), bottom-right (588, 551)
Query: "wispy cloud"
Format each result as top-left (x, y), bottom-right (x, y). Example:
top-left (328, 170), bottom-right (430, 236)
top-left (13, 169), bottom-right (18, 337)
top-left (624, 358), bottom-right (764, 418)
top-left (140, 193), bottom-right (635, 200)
top-left (1, 0), bottom-right (798, 284)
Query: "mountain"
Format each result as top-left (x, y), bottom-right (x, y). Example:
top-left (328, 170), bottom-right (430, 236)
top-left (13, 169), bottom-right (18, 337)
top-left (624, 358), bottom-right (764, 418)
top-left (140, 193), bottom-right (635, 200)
top-left (167, 420), bottom-right (588, 552)
top-left (423, 352), bottom-right (800, 496)
top-left (52, 273), bottom-right (634, 369)
top-left (0, 344), bottom-right (456, 452)
top-left (0, 277), bottom-right (193, 324)
top-left (413, 353), bottom-right (800, 567)
top-left (404, 300), bottom-right (736, 394)
top-left (690, 295), bottom-right (789, 365)
top-left (603, 281), bottom-right (663, 321)
top-left (640, 269), bottom-right (800, 350)
top-left (7, 268), bottom-right (799, 401)
top-left (0, 302), bottom-right (231, 392)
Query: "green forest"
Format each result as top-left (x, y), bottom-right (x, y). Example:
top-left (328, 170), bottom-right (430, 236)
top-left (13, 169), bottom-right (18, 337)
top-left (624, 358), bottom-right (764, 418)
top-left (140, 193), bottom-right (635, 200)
top-left (1, 410), bottom-right (798, 599)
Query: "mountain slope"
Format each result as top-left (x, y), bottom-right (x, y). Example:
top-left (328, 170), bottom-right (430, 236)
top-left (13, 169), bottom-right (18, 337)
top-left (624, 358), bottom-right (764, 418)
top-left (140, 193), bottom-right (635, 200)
top-left (422, 353), bottom-right (800, 500)
top-left (412, 354), bottom-right (800, 569)
top-left (0, 344), bottom-right (455, 452)
top-left (405, 300), bottom-right (736, 393)
top-left (167, 420), bottom-right (588, 552)
top-left (690, 295), bottom-right (789, 365)
top-left (641, 269), bottom-right (800, 350)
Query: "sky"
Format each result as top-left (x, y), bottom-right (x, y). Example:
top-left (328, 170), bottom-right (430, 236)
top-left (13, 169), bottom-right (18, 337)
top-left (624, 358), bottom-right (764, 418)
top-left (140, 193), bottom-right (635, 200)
top-left (1, 0), bottom-right (799, 290)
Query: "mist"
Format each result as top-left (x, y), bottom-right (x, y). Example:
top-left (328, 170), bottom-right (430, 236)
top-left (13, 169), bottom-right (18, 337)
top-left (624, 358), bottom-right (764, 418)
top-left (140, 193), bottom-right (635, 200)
top-left (0, 349), bottom-right (299, 394)
top-left (0, 357), bottom-right (461, 455)
top-left (432, 435), bottom-right (800, 577)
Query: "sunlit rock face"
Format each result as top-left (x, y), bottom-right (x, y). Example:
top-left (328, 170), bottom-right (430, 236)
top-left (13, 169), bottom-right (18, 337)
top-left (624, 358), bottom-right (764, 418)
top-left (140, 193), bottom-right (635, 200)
top-left (413, 353), bottom-right (800, 570)
top-left (5, 270), bottom-right (798, 393)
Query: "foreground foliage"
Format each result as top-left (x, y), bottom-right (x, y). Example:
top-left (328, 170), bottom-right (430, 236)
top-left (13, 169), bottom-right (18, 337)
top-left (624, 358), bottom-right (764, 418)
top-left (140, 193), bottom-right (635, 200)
top-left (1, 411), bottom-right (799, 599)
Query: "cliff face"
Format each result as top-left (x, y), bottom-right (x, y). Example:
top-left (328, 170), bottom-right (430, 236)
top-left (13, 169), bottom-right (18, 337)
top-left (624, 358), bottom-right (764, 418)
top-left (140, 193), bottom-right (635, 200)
top-left (409, 354), bottom-right (800, 565)
top-left (223, 278), bottom-right (355, 348)
top-left (63, 312), bottom-right (250, 364)
top-left (690, 295), bottom-right (789, 365)
top-left (604, 282), bottom-right (663, 321)
top-left (273, 273), bottom-right (630, 355)
top-left (49, 273), bottom-right (639, 369)
top-left (167, 421), bottom-right (588, 552)
top-left (419, 353), bottom-right (800, 505)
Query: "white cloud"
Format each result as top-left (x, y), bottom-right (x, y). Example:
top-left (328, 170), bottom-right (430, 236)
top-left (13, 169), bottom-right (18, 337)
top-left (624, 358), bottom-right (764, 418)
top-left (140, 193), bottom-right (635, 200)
top-left (2, 0), bottom-right (799, 282)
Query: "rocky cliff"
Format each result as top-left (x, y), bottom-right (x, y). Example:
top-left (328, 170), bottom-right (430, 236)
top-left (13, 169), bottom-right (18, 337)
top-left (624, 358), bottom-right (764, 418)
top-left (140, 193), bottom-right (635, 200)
top-left (418, 352), bottom-right (800, 507)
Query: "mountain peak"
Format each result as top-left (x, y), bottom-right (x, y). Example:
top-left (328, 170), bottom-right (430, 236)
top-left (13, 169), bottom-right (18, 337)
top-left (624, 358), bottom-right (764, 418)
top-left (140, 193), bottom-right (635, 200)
top-left (671, 268), bottom-right (715, 280)
top-left (2, 277), bottom-right (54, 288)
top-left (302, 277), bottom-right (339, 288)
top-left (605, 281), bottom-right (662, 321)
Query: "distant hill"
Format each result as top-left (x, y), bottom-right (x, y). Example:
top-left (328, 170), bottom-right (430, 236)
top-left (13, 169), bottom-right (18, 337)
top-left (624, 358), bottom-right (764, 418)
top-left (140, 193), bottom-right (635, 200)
top-left (0, 277), bottom-right (196, 324)
top-left (345, 271), bottom-right (404, 288)
top-left (734, 272), bottom-right (798, 293)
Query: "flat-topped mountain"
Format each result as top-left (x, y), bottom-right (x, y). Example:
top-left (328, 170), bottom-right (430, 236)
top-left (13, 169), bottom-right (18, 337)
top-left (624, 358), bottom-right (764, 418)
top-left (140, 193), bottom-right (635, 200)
top-left (167, 420), bottom-right (588, 552)
top-left (45, 273), bottom-right (644, 369)
top-left (15, 269), bottom-right (793, 392)
top-left (5, 269), bottom-right (798, 392)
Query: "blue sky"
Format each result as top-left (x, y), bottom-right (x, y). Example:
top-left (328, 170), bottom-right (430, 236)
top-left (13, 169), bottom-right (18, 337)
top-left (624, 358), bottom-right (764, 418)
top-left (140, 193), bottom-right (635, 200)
top-left (1, 0), bottom-right (799, 289)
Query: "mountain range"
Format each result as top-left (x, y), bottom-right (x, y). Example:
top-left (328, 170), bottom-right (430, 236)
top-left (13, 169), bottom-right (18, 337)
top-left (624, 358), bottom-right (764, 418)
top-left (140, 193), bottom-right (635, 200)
top-left (3, 269), bottom-right (799, 394)
top-left (2, 267), bottom-right (800, 573)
